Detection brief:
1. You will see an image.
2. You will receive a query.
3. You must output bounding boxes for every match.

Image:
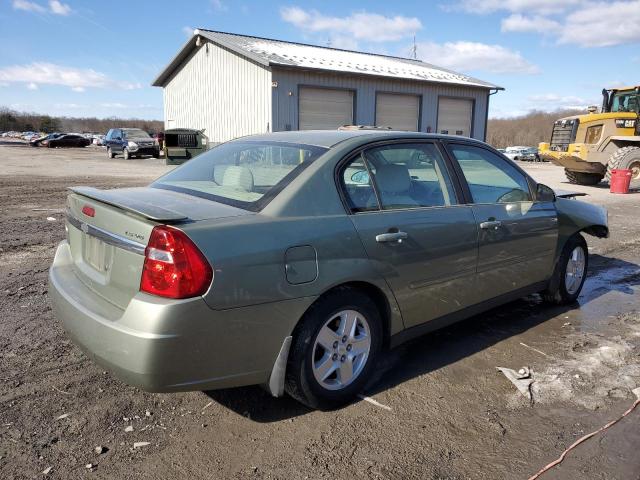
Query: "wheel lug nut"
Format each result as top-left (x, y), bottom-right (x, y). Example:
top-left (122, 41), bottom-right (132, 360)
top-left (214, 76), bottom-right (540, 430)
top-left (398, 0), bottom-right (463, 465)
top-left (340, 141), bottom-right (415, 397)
top-left (332, 353), bottom-right (338, 360)
top-left (346, 344), bottom-right (352, 351)
top-left (342, 336), bottom-right (347, 343)
top-left (340, 355), bottom-right (346, 362)
top-left (333, 341), bottom-right (338, 349)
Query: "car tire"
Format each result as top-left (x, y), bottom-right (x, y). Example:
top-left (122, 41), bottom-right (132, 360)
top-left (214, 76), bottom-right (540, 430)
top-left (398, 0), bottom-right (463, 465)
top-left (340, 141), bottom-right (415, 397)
top-left (542, 234), bottom-right (588, 305)
top-left (123, 148), bottom-right (130, 160)
top-left (605, 146), bottom-right (640, 185)
top-left (107, 147), bottom-right (115, 159)
top-left (152, 152), bottom-right (160, 159)
top-left (564, 169), bottom-right (603, 186)
top-left (285, 287), bottom-right (383, 410)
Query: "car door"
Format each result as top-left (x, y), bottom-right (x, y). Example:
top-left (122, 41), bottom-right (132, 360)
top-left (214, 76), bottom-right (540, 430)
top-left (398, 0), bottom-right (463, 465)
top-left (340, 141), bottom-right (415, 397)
top-left (445, 142), bottom-right (558, 300)
top-left (341, 142), bottom-right (479, 329)
top-left (110, 129), bottom-right (123, 152)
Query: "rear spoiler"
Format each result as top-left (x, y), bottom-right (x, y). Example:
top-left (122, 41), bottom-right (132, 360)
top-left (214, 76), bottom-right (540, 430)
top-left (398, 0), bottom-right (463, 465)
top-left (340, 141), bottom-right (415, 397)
top-left (68, 186), bottom-right (188, 222)
top-left (554, 189), bottom-right (587, 199)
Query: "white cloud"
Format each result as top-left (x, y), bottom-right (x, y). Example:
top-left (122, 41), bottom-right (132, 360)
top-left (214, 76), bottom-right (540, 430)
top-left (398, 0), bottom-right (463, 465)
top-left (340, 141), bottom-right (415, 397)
top-left (13, 0), bottom-right (72, 15)
top-left (0, 63), bottom-right (141, 91)
top-left (100, 102), bottom-right (128, 108)
top-left (501, 14), bottom-right (561, 33)
top-left (48, 0), bottom-right (71, 15)
top-left (458, 0), bottom-right (640, 48)
top-left (559, 1), bottom-right (640, 47)
top-left (210, 0), bottom-right (227, 12)
top-left (417, 41), bottom-right (539, 74)
top-left (12, 0), bottom-right (46, 13)
top-left (280, 7), bottom-right (422, 42)
top-left (451, 0), bottom-right (585, 15)
top-left (182, 26), bottom-right (194, 38)
top-left (27, 82), bottom-right (38, 90)
top-left (527, 93), bottom-right (594, 110)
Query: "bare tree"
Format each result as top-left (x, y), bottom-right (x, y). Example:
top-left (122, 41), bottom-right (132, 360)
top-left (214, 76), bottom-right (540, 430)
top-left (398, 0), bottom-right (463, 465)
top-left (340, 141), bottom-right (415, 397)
top-left (0, 106), bottom-right (164, 135)
top-left (487, 109), bottom-right (586, 148)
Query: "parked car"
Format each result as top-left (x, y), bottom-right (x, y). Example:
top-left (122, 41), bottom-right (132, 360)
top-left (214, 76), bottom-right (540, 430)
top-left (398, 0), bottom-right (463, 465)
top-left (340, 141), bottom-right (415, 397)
top-left (104, 128), bottom-right (160, 159)
top-left (520, 147), bottom-right (541, 162)
top-left (49, 131), bottom-right (608, 409)
top-left (504, 146), bottom-right (529, 160)
top-left (29, 133), bottom-right (64, 147)
top-left (46, 134), bottom-right (91, 148)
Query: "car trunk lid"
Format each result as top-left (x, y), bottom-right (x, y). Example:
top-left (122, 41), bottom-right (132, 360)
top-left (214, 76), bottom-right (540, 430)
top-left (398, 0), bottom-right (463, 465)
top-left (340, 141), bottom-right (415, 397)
top-left (66, 186), bottom-right (249, 309)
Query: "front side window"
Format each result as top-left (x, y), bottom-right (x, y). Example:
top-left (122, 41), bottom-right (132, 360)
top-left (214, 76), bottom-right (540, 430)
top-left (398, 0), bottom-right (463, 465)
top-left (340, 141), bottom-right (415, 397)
top-left (450, 144), bottom-right (532, 204)
top-left (152, 141), bottom-right (327, 211)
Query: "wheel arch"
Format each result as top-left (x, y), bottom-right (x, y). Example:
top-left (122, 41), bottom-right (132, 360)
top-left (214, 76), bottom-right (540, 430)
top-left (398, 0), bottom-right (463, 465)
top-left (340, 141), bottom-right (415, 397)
top-left (291, 280), bottom-right (398, 349)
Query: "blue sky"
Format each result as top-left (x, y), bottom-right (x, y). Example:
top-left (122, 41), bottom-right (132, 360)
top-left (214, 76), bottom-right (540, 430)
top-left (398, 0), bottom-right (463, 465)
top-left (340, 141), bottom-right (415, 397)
top-left (0, 0), bottom-right (638, 120)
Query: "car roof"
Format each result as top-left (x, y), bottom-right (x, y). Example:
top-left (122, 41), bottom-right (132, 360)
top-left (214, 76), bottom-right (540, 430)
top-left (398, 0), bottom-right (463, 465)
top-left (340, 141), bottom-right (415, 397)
top-left (237, 130), bottom-right (484, 148)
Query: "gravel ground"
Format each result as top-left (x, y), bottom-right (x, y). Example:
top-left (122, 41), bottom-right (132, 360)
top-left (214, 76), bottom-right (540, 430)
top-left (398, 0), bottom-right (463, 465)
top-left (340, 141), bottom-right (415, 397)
top-left (0, 141), bottom-right (639, 480)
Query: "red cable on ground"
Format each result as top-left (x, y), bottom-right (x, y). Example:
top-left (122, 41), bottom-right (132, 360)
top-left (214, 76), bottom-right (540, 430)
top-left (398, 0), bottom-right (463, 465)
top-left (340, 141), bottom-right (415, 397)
top-left (528, 398), bottom-right (640, 480)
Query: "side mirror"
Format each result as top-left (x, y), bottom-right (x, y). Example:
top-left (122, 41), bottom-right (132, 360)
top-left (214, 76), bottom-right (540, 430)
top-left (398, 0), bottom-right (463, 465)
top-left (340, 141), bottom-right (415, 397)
top-left (351, 170), bottom-right (370, 184)
top-left (536, 183), bottom-right (556, 202)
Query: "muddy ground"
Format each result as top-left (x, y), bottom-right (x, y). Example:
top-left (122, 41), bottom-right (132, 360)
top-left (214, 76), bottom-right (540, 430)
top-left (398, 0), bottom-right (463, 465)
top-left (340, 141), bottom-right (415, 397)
top-left (0, 140), bottom-right (639, 480)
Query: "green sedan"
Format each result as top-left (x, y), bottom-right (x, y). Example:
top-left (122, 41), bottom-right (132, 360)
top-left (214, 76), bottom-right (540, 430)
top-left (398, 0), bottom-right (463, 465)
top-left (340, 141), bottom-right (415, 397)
top-left (49, 130), bottom-right (608, 409)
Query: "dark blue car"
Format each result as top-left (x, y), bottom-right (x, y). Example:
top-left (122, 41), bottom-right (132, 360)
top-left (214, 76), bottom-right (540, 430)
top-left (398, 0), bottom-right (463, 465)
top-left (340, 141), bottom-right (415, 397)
top-left (105, 128), bottom-right (160, 160)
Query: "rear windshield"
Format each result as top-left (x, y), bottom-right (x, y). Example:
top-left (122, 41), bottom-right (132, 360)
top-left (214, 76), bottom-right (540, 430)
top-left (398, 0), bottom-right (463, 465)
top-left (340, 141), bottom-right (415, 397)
top-left (123, 129), bottom-right (151, 139)
top-left (151, 141), bottom-right (328, 211)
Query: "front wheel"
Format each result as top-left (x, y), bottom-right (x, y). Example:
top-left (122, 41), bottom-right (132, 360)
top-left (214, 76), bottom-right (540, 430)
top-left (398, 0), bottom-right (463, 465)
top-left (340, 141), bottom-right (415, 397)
top-left (564, 169), bottom-right (603, 186)
top-left (123, 147), bottom-right (130, 160)
top-left (606, 146), bottom-right (640, 185)
top-left (542, 234), bottom-right (588, 304)
top-left (285, 288), bottom-right (382, 410)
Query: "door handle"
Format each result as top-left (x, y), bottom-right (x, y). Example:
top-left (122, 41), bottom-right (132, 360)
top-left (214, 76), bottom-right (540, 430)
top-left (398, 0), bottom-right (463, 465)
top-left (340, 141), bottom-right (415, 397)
top-left (479, 220), bottom-right (502, 230)
top-left (376, 231), bottom-right (408, 243)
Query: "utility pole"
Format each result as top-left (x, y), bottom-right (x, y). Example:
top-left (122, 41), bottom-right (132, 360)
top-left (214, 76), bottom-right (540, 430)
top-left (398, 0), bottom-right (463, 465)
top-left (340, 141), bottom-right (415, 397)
top-left (412, 35), bottom-right (417, 59)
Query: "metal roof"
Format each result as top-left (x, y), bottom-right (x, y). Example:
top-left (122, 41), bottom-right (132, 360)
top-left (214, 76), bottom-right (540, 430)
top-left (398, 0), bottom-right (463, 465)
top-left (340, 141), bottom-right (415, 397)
top-left (152, 30), bottom-right (502, 90)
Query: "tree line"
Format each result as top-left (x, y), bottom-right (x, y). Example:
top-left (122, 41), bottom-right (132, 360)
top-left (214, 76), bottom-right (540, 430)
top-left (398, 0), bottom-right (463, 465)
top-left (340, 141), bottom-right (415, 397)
top-left (0, 107), bottom-right (164, 135)
top-left (487, 109), bottom-right (586, 148)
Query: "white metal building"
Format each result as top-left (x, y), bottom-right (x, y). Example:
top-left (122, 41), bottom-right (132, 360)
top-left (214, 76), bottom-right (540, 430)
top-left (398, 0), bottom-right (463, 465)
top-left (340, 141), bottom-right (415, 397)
top-left (152, 30), bottom-right (502, 145)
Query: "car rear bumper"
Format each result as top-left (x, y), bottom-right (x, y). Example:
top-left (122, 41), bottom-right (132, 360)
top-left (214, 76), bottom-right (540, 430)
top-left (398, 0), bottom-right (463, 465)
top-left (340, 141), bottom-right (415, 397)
top-left (49, 241), bottom-right (313, 392)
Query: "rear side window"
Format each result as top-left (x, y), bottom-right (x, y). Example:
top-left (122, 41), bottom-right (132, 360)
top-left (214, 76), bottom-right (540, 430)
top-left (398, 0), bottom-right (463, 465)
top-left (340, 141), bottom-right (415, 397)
top-left (341, 155), bottom-right (378, 212)
top-left (450, 144), bottom-right (532, 204)
top-left (366, 143), bottom-right (455, 210)
top-left (340, 143), bottom-right (456, 212)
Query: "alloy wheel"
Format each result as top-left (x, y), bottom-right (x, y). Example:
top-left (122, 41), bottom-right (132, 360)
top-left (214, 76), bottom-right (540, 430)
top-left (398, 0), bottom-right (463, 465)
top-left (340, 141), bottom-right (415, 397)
top-left (311, 310), bottom-right (371, 391)
top-left (565, 246), bottom-right (586, 295)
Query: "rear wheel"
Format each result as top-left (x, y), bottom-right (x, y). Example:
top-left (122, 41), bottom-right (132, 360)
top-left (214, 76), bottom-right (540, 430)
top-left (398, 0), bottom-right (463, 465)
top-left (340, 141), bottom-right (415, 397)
top-left (606, 146), bottom-right (640, 185)
top-left (285, 288), bottom-right (382, 410)
top-left (542, 234), bottom-right (588, 304)
top-left (564, 169), bottom-right (603, 185)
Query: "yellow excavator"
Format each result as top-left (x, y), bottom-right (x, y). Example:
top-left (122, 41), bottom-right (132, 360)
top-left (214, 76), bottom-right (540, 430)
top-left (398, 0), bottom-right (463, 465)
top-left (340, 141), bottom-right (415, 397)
top-left (539, 86), bottom-right (640, 185)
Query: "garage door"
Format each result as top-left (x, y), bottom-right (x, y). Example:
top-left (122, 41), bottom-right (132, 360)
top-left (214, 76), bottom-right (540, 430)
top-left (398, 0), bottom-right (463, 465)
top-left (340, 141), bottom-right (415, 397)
top-left (437, 98), bottom-right (473, 137)
top-left (375, 93), bottom-right (419, 131)
top-left (299, 87), bottom-right (354, 130)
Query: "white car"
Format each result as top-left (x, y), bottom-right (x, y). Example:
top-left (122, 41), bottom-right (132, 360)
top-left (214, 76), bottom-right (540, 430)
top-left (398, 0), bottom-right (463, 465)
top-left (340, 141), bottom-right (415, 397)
top-left (504, 146), bottom-right (530, 161)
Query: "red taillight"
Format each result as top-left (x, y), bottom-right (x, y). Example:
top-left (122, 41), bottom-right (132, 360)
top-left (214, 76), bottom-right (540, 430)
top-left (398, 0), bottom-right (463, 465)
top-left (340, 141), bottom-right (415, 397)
top-left (82, 205), bottom-right (95, 217)
top-left (140, 225), bottom-right (213, 299)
